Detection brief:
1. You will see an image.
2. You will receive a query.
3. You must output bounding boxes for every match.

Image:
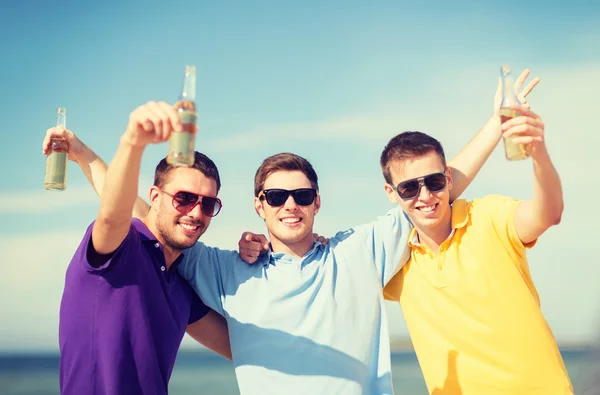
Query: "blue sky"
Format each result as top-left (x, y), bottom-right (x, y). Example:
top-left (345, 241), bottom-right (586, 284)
top-left (1, 0), bottom-right (599, 352)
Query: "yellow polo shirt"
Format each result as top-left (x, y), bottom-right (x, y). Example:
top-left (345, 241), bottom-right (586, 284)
top-left (384, 195), bottom-right (573, 394)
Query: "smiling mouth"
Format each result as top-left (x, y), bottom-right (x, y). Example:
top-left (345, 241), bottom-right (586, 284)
top-left (280, 217), bottom-right (302, 225)
top-left (417, 203), bottom-right (438, 213)
top-left (178, 222), bottom-right (201, 233)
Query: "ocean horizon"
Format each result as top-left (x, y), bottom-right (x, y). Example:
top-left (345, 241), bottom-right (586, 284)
top-left (0, 347), bottom-right (592, 394)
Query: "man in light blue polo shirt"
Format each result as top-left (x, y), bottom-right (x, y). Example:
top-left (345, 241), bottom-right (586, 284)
top-left (178, 152), bottom-right (413, 394)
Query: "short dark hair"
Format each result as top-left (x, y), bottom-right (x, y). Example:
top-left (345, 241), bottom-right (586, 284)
top-left (254, 153), bottom-right (319, 197)
top-left (154, 151), bottom-right (221, 192)
top-left (380, 131), bottom-right (446, 184)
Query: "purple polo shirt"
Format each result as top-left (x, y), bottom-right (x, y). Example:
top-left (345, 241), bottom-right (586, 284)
top-left (59, 218), bottom-right (209, 395)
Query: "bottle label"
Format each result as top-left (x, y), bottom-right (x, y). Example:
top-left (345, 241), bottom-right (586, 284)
top-left (45, 152), bottom-right (68, 188)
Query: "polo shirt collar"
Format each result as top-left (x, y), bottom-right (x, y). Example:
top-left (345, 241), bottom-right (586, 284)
top-left (132, 218), bottom-right (185, 270)
top-left (266, 241), bottom-right (322, 267)
top-left (407, 199), bottom-right (469, 248)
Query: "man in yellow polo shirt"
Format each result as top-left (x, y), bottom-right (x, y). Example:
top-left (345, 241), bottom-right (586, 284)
top-left (380, 108), bottom-right (573, 394)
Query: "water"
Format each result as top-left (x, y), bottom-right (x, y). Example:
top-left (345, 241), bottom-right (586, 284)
top-left (0, 349), bottom-right (588, 394)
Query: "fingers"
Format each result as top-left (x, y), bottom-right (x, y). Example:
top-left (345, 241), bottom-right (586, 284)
top-left (502, 116), bottom-right (544, 142)
top-left (42, 127), bottom-right (72, 154)
top-left (501, 112), bottom-right (543, 129)
top-left (255, 234), bottom-right (270, 250)
top-left (313, 233), bottom-right (330, 246)
top-left (128, 101), bottom-right (177, 144)
top-left (157, 101), bottom-right (181, 133)
top-left (239, 250), bottom-right (259, 264)
top-left (505, 106), bottom-right (539, 120)
top-left (520, 77), bottom-right (540, 99)
top-left (513, 69), bottom-right (530, 92)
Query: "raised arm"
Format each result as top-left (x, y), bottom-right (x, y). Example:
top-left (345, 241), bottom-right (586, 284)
top-left (448, 69), bottom-right (540, 201)
top-left (503, 108), bottom-right (563, 244)
top-left (43, 127), bottom-right (151, 219)
top-left (92, 102), bottom-right (180, 254)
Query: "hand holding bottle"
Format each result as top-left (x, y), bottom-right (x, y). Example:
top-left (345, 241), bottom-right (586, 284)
top-left (42, 127), bottom-right (87, 164)
top-left (501, 107), bottom-right (547, 160)
top-left (122, 101), bottom-right (181, 148)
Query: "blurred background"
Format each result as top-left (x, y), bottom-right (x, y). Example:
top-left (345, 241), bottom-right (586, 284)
top-left (1, 0), bottom-right (599, 393)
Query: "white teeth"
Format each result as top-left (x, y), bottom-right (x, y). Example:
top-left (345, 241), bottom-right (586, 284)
top-left (419, 205), bottom-right (435, 212)
top-left (281, 218), bottom-right (300, 224)
top-left (180, 223), bottom-right (198, 230)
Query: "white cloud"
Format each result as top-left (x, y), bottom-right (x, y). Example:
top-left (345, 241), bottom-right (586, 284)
top-left (0, 185), bottom-right (99, 214)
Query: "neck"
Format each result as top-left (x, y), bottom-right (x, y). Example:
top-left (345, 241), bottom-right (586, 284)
top-left (142, 215), bottom-right (180, 269)
top-left (413, 206), bottom-right (453, 253)
top-left (269, 232), bottom-right (315, 259)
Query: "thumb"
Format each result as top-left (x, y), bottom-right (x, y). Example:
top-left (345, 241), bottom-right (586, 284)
top-left (244, 233), bottom-right (253, 242)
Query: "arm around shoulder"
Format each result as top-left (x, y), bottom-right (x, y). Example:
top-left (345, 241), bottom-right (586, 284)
top-left (186, 310), bottom-right (232, 360)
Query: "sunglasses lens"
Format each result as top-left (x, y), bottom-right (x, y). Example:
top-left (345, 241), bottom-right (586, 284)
top-left (292, 189), bottom-right (317, 206)
top-left (201, 197), bottom-right (221, 217)
top-left (264, 190), bottom-right (288, 207)
top-left (173, 191), bottom-right (199, 213)
top-left (397, 180), bottom-right (420, 199)
top-left (425, 173), bottom-right (447, 192)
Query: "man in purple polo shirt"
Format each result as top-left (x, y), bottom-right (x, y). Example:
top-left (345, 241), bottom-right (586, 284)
top-left (54, 101), bottom-right (232, 395)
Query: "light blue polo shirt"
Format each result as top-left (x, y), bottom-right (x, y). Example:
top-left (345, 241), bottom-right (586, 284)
top-left (178, 207), bottom-right (411, 395)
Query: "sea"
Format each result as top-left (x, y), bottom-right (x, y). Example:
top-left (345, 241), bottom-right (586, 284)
top-left (0, 349), bottom-right (591, 395)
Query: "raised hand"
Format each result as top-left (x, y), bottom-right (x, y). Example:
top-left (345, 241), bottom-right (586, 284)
top-left (501, 107), bottom-right (546, 159)
top-left (122, 101), bottom-right (181, 147)
top-left (42, 127), bottom-right (87, 163)
top-left (494, 69), bottom-right (540, 113)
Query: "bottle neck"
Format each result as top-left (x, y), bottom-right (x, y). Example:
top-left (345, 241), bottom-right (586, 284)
top-left (501, 72), bottom-right (519, 106)
top-left (56, 108), bottom-right (66, 128)
top-left (180, 66), bottom-right (196, 101)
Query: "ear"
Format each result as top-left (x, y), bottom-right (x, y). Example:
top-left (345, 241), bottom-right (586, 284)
top-left (446, 168), bottom-right (453, 192)
top-left (313, 194), bottom-right (321, 215)
top-left (149, 186), bottom-right (161, 208)
top-left (254, 197), bottom-right (266, 220)
top-left (384, 183), bottom-right (400, 204)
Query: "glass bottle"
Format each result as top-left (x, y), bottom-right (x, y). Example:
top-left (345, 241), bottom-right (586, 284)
top-left (44, 108), bottom-right (69, 190)
top-left (499, 65), bottom-right (529, 161)
top-left (167, 65), bottom-right (197, 166)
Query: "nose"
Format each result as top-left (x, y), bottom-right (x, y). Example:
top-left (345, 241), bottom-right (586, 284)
top-left (282, 194), bottom-right (298, 210)
top-left (187, 201), bottom-right (204, 219)
top-left (417, 182), bottom-right (433, 200)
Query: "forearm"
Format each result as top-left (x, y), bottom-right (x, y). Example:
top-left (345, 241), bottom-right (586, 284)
top-left (96, 139), bottom-right (144, 229)
top-left (448, 115), bottom-right (502, 201)
top-left (531, 149), bottom-right (563, 227)
top-left (75, 143), bottom-right (107, 197)
top-left (76, 143), bottom-right (150, 218)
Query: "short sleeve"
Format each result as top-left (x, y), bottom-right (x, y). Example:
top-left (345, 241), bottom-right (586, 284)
top-left (77, 221), bottom-right (136, 273)
top-left (178, 242), bottom-right (239, 317)
top-left (476, 195), bottom-right (537, 260)
top-left (347, 206), bottom-right (413, 287)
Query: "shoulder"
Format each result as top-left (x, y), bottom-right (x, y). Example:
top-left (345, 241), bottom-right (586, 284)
top-left (468, 195), bottom-right (519, 216)
top-left (179, 241), bottom-right (251, 273)
top-left (332, 206), bottom-right (412, 244)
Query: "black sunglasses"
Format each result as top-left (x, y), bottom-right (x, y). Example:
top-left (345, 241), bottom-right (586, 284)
top-left (161, 190), bottom-right (222, 217)
top-left (259, 188), bottom-right (317, 207)
top-left (392, 172), bottom-right (447, 200)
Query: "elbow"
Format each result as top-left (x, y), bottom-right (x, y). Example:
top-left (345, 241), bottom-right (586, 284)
top-left (551, 211), bottom-right (563, 226)
top-left (546, 204), bottom-right (564, 227)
